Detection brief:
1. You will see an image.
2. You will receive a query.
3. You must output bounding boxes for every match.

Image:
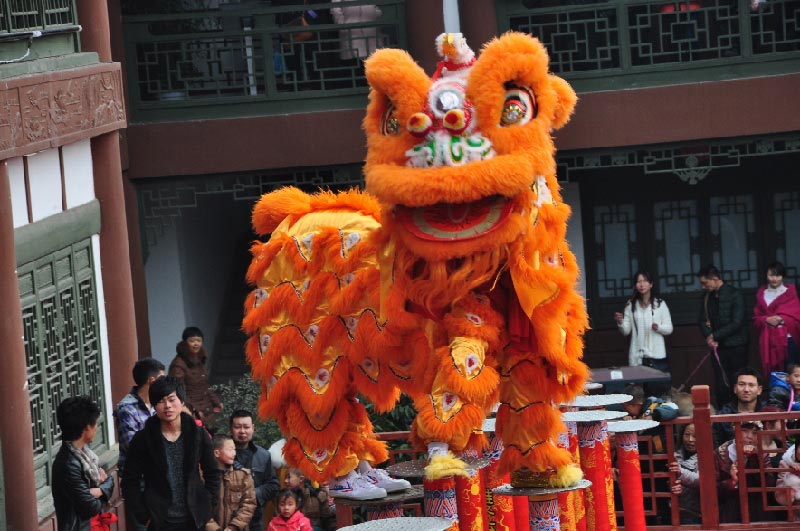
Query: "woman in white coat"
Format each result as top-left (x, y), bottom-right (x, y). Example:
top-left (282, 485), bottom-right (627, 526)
top-left (615, 270), bottom-right (674, 372)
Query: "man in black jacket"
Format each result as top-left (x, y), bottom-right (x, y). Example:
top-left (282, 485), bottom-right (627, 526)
top-left (712, 367), bottom-right (765, 447)
top-left (230, 409), bottom-right (280, 531)
top-left (122, 377), bottom-right (221, 531)
top-left (698, 265), bottom-right (749, 408)
top-left (52, 396), bottom-right (115, 531)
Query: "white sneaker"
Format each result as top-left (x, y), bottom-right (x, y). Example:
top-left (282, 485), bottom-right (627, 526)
top-left (329, 471), bottom-right (388, 500)
top-left (363, 467), bottom-right (411, 493)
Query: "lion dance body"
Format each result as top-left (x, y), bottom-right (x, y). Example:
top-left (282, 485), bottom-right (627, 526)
top-left (242, 32), bottom-right (589, 489)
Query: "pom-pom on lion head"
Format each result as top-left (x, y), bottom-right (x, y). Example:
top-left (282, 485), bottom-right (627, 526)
top-left (363, 32), bottom-right (576, 261)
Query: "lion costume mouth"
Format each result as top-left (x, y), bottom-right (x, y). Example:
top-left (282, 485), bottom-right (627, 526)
top-left (394, 195), bottom-right (512, 241)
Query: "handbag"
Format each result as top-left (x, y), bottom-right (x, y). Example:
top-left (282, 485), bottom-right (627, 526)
top-left (90, 512), bottom-right (118, 531)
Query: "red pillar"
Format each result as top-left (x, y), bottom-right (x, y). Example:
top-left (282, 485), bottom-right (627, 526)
top-left (91, 132), bottom-right (139, 403)
top-left (76, 1), bottom-right (112, 62)
top-left (78, 0), bottom-right (138, 402)
top-left (0, 160), bottom-right (40, 530)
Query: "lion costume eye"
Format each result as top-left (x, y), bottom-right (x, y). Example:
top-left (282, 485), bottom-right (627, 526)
top-left (500, 85), bottom-right (537, 126)
top-left (381, 104), bottom-right (401, 136)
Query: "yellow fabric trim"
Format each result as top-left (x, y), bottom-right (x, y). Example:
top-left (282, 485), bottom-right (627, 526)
top-left (449, 336), bottom-right (487, 380)
top-left (378, 235), bottom-right (396, 322)
top-left (509, 261), bottom-right (559, 319)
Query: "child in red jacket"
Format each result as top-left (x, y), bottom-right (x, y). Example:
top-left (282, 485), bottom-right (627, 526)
top-left (268, 489), bottom-right (313, 531)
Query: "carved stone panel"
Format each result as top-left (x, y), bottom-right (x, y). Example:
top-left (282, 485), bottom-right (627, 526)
top-left (0, 63), bottom-right (126, 160)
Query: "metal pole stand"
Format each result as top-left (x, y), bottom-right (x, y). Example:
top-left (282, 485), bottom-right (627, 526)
top-left (562, 394), bottom-right (632, 531)
top-left (492, 481), bottom-right (591, 531)
top-left (388, 455), bottom-right (490, 531)
top-left (606, 419), bottom-right (659, 531)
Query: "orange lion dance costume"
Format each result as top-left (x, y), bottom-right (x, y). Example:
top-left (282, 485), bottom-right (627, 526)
top-left (243, 32), bottom-right (589, 494)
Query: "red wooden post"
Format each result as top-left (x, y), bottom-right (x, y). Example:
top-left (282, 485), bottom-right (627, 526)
top-left (691, 385), bottom-right (719, 529)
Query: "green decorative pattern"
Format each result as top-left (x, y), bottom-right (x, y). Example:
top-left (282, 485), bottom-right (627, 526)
top-left (0, 0), bottom-right (76, 32)
top-left (121, 0), bottom-right (406, 122)
top-left (0, 0), bottom-right (80, 62)
top-left (18, 239), bottom-right (107, 519)
top-left (557, 131), bottom-right (800, 181)
top-left (498, 0), bottom-right (800, 90)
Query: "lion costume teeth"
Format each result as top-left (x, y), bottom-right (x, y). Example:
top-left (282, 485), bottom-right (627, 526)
top-left (243, 32), bottom-right (588, 487)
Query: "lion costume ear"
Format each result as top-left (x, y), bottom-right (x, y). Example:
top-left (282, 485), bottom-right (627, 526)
top-left (549, 75), bottom-right (577, 130)
top-left (364, 49), bottom-right (431, 129)
top-left (363, 49), bottom-right (431, 166)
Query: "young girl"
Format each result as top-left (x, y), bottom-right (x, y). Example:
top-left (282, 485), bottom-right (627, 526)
top-left (776, 443), bottom-right (800, 508)
top-left (286, 469), bottom-right (336, 531)
top-left (268, 489), bottom-right (313, 531)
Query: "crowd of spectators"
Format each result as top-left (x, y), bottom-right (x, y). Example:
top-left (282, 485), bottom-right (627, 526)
top-left (50, 258), bottom-right (800, 528)
top-left (612, 261), bottom-right (800, 524)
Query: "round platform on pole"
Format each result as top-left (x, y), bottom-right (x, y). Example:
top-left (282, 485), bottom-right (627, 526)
top-left (332, 485), bottom-right (424, 508)
top-left (386, 456), bottom-right (491, 478)
top-left (606, 419), bottom-right (659, 432)
top-left (564, 394), bottom-right (633, 408)
top-left (338, 516), bottom-right (454, 531)
top-left (562, 410), bottom-right (627, 423)
top-left (491, 479), bottom-right (592, 497)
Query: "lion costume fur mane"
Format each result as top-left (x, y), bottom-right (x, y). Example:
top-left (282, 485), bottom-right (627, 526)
top-left (243, 31), bottom-right (589, 487)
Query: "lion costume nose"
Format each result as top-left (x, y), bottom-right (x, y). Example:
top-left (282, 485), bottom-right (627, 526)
top-left (443, 108), bottom-right (469, 134)
top-left (407, 112), bottom-right (433, 137)
top-left (407, 108), bottom-right (472, 137)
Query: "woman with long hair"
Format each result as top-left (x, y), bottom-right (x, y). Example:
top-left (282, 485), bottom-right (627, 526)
top-left (614, 270), bottom-right (674, 371)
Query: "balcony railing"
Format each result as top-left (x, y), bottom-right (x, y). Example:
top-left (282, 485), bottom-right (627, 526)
top-left (0, 0), bottom-right (76, 33)
top-left (498, 0), bottom-right (800, 91)
top-left (0, 0), bottom-right (80, 63)
top-left (121, 0), bottom-right (406, 123)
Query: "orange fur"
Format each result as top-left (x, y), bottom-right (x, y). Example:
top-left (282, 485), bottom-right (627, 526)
top-left (244, 32), bottom-right (587, 483)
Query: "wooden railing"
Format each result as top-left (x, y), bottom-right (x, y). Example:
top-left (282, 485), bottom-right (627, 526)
top-left (497, 0), bottom-right (800, 92)
top-left (377, 385), bottom-right (800, 530)
top-left (120, 0), bottom-right (406, 123)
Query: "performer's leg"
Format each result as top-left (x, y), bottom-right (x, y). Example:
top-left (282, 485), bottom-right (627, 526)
top-left (408, 293), bottom-right (504, 477)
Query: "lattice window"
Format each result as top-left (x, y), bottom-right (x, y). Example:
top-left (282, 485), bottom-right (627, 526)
top-left (500, 0), bottom-right (800, 84)
top-left (750, 0), bottom-right (800, 55)
top-left (594, 203), bottom-right (639, 298)
top-left (709, 194), bottom-right (758, 288)
top-left (773, 190), bottom-right (800, 283)
top-left (0, 0), bottom-right (77, 33)
top-left (123, 1), bottom-right (405, 103)
top-left (654, 199), bottom-right (701, 293)
top-left (509, 5), bottom-right (621, 73)
top-left (17, 239), bottom-right (107, 518)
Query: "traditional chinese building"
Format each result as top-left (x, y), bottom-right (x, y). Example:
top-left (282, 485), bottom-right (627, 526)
top-left (0, 2), bottom-right (135, 529)
top-left (1, 0), bottom-right (799, 528)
